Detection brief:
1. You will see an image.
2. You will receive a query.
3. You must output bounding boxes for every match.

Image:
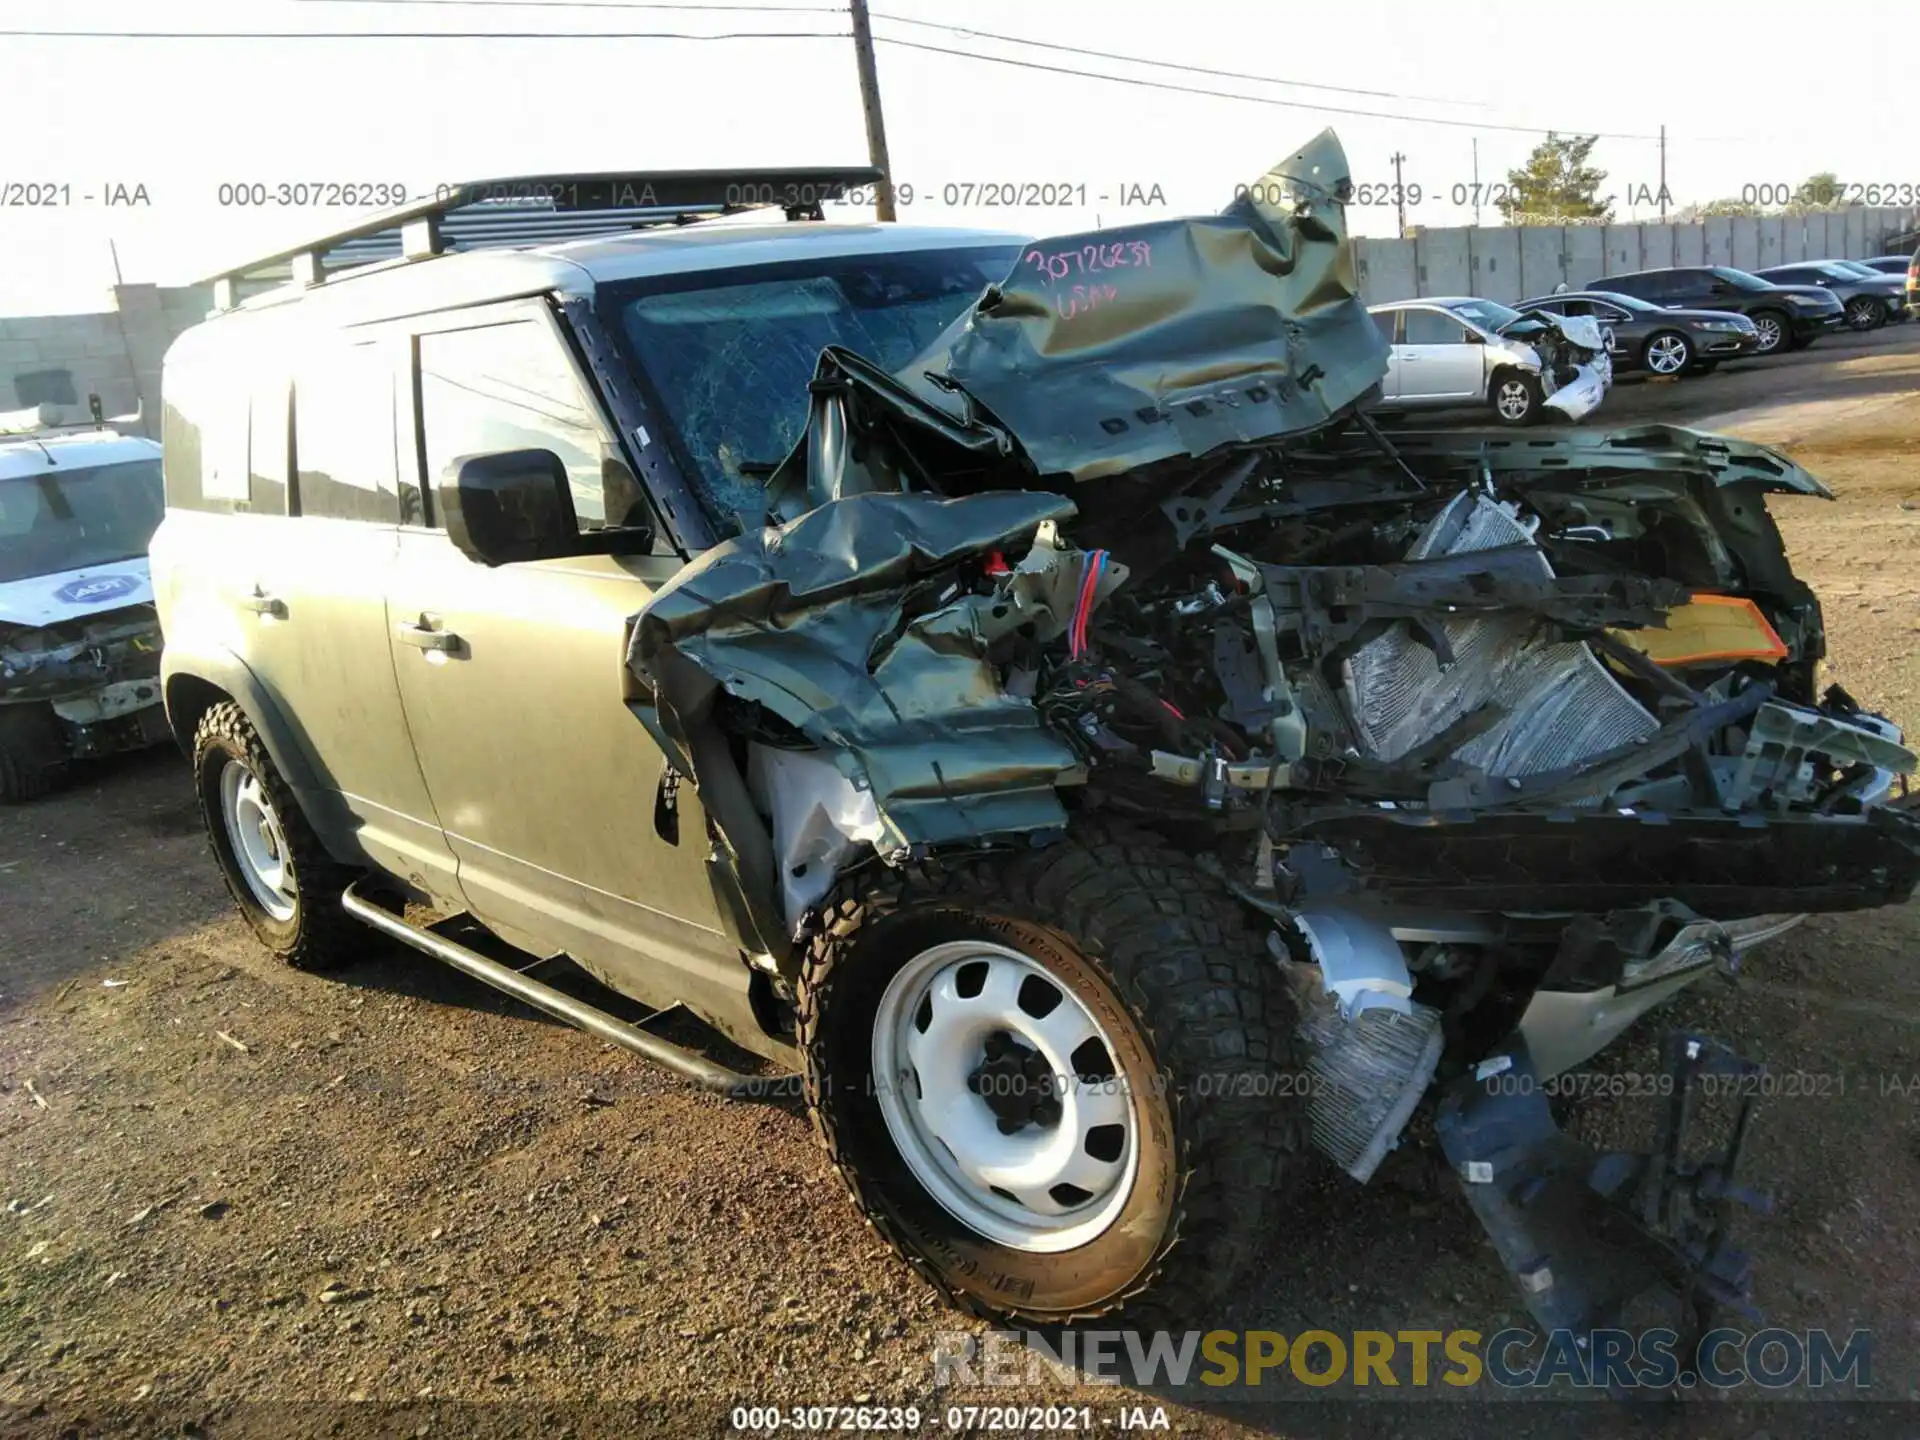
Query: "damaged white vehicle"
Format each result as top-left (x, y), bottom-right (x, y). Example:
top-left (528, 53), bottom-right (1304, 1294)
top-left (1371, 296), bottom-right (1611, 424)
top-left (0, 407), bottom-right (169, 800)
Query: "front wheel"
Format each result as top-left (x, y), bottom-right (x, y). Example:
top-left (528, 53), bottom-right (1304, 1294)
top-left (1642, 330), bottom-right (1691, 375)
top-left (798, 826), bottom-right (1301, 1326)
top-left (193, 700), bottom-right (361, 971)
top-left (0, 704), bottom-right (70, 804)
top-left (1491, 371), bottom-right (1542, 425)
top-left (1750, 309), bottom-right (1790, 355)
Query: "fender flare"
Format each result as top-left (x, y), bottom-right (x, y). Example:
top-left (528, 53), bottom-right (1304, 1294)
top-left (160, 642), bottom-right (364, 867)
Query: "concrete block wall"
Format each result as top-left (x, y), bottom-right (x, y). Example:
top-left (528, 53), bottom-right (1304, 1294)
top-left (0, 283), bottom-right (212, 437)
top-left (1354, 206), bottom-right (1920, 306)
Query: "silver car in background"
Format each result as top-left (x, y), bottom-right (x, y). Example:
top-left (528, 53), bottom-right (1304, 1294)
top-left (1368, 296), bottom-right (1611, 425)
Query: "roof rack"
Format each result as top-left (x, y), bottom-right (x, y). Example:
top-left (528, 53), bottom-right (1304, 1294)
top-left (203, 164), bottom-right (883, 310)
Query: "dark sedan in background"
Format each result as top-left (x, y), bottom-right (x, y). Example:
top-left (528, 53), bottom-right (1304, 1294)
top-left (1584, 266), bottom-right (1845, 355)
top-left (1754, 261), bottom-right (1908, 330)
top-left (1515, 289), bottom-right (1759, 376)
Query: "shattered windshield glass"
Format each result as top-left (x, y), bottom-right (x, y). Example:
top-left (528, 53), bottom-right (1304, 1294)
top-left (610, 245), bottom-right (1024, 529)
top-left (0, 458), bottom-right (164, 584)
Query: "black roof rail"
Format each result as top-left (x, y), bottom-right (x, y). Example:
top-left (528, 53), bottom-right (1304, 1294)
top-left (202, 165), bottom-right (882, 310)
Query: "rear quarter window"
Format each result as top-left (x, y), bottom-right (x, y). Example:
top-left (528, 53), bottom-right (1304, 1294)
top-left (162, 353), bottom-right (291, 516)
top-left (292, 341), bottom-right (401, 524)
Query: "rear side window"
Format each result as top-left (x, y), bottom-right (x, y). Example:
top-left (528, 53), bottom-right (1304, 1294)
top-left (1372, 310), bottom-right (1399, 343)
top-left (293, 341), bottom-right (400, 523)
top-left (417, 319), bottom-right (641, 531)
top-left (249, 376), bottom-right (290, 515)
top-left (162, 357), bottom-right (285, 515)
top-left (1403, 309), bottom-right (1466, 346)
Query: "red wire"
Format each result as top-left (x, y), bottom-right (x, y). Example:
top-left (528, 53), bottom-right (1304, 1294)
top-left (1069, 551), bottom-right (1100, 658)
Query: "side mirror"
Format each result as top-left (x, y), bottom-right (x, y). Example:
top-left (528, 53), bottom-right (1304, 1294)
top-left (1462, 330), bottom-right (1485, 344)
top-left (439, 448), bottom-right (577, 567)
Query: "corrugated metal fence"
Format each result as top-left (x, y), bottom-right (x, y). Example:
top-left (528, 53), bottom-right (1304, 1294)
top-left (1353, 208), bottom-right (1920, 305)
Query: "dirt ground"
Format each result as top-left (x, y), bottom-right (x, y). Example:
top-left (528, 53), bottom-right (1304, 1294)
top-left (3, 326), bottom-right (1919, 1439)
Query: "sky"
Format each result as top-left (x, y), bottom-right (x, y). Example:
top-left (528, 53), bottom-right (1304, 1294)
top-left (2, 0), bottom-right (1913, 314)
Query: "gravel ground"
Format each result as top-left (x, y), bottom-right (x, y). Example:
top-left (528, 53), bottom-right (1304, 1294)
top-left (3, 325), bottom-right (1919, 1438)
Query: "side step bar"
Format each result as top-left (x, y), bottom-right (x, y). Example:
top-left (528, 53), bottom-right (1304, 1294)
top-left (342, 883), bottom-right (793, 1101)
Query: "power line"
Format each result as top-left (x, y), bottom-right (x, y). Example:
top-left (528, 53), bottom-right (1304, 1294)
top-left (279, 0), bottom-right (845, 9)
top-left (871, 37), bottom-right (1664, 140)
top-left (274, 0), bottom-right (1482, 107)
top-left (869, 11), bottom-right (1482, 108)
top-left (0, 27), bottom-right (846, 38)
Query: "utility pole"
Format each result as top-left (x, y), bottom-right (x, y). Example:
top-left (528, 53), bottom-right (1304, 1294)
top-left (848, 0), bottom-right (897, 221)
top-left (1391, 152), bottom-right (1408, 236)
top-left (1658, 124), bottom-right (1668, 221)
top-left (1471, 138), bottom-right (1481, 226)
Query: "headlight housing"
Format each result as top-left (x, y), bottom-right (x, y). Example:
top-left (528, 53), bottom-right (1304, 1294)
top-left (1694, 319), bottom-right (1740, 332)
top-left (1785, 293), bottom-right (1824, 308)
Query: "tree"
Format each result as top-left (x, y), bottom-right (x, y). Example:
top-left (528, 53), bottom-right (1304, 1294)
top-left (1785, 171), bottom-right (1845, 214)
top-left (1496, 133), bottom-right (1614, 225)
top-left (1673, 196), bottom-right (1762, 223)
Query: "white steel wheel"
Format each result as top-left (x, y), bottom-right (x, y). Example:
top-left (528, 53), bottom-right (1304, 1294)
top-left (1645, 332), bottom-right (1690, 374)
top-left (220, 758), bottom-right (296, 922)
top-left (870, 939), bottom-right (1139, 1253)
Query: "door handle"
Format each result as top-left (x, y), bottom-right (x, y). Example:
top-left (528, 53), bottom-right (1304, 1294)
top-left (239, 590), bottom-right (286, 618)
top-left (396, 616), bottom-right (463, 654)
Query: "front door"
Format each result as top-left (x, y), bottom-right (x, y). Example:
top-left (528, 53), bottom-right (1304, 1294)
top-left (384, 301), bottom-right (742, 1011)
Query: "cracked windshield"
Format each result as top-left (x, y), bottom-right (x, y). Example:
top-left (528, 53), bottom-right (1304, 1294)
top-left (614, 244), bottom-right (1022, 528)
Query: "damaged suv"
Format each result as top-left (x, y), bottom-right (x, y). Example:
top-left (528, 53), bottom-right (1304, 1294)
top-left (154, 135), bottom-right (1918, 1350)
top-left (1, 408), bottom-right (169, 800)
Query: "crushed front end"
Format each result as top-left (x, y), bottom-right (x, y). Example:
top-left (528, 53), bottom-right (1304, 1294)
top-left (627, 129), bottom-right (1919, 1351)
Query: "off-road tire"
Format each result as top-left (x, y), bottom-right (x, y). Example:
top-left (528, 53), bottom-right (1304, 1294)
top-left (798, 823), bottom-right (1302, 1327)
top-left (192, 700), bottom-right (360, 972)
top-left (1490, 369), bottom-right (1542, 426)
top-left (0, 704), bottom-right (71, 803)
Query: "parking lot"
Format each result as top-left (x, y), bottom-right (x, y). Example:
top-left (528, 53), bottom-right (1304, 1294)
top-left (3, 323), bottom-right (1918, 1436)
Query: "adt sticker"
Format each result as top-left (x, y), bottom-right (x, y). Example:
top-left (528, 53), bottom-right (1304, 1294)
top-left (55, 574), bottom-right (141, 605)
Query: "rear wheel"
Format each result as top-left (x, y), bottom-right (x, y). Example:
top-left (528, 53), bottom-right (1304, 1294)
top-left (1491, 370), bottom-right (1542, 425)
top-left (192, 701), bottom-right (360, 971)
top-left (1845, 296), bottom-right (1887, 331)
top-left (1750, 309), bottom-right (1790, 355)
top-left (799, 825), bottom-right (1301, 1326)
top-left (0, 704), bottom-right (70, 803)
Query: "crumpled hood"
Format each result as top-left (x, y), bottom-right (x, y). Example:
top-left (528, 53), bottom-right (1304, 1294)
top-left (762, 129), bottom-right (1389, 519)
top-left (1498, 310), bottom-right (1606, 354)
top-left (895, 128), bottom-right (1389, 483)
top-left (0, 558), bottom-right (153, 629)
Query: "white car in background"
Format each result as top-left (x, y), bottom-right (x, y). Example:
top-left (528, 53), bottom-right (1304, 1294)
top-left (0, 406), bottom-right (168, 800)
top-left (1368, 296), bottom-right (1612, 425)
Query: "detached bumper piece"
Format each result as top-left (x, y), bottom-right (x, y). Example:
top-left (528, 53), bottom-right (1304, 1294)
top-left (1436, 1031), bottom-right (1770, 1379)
